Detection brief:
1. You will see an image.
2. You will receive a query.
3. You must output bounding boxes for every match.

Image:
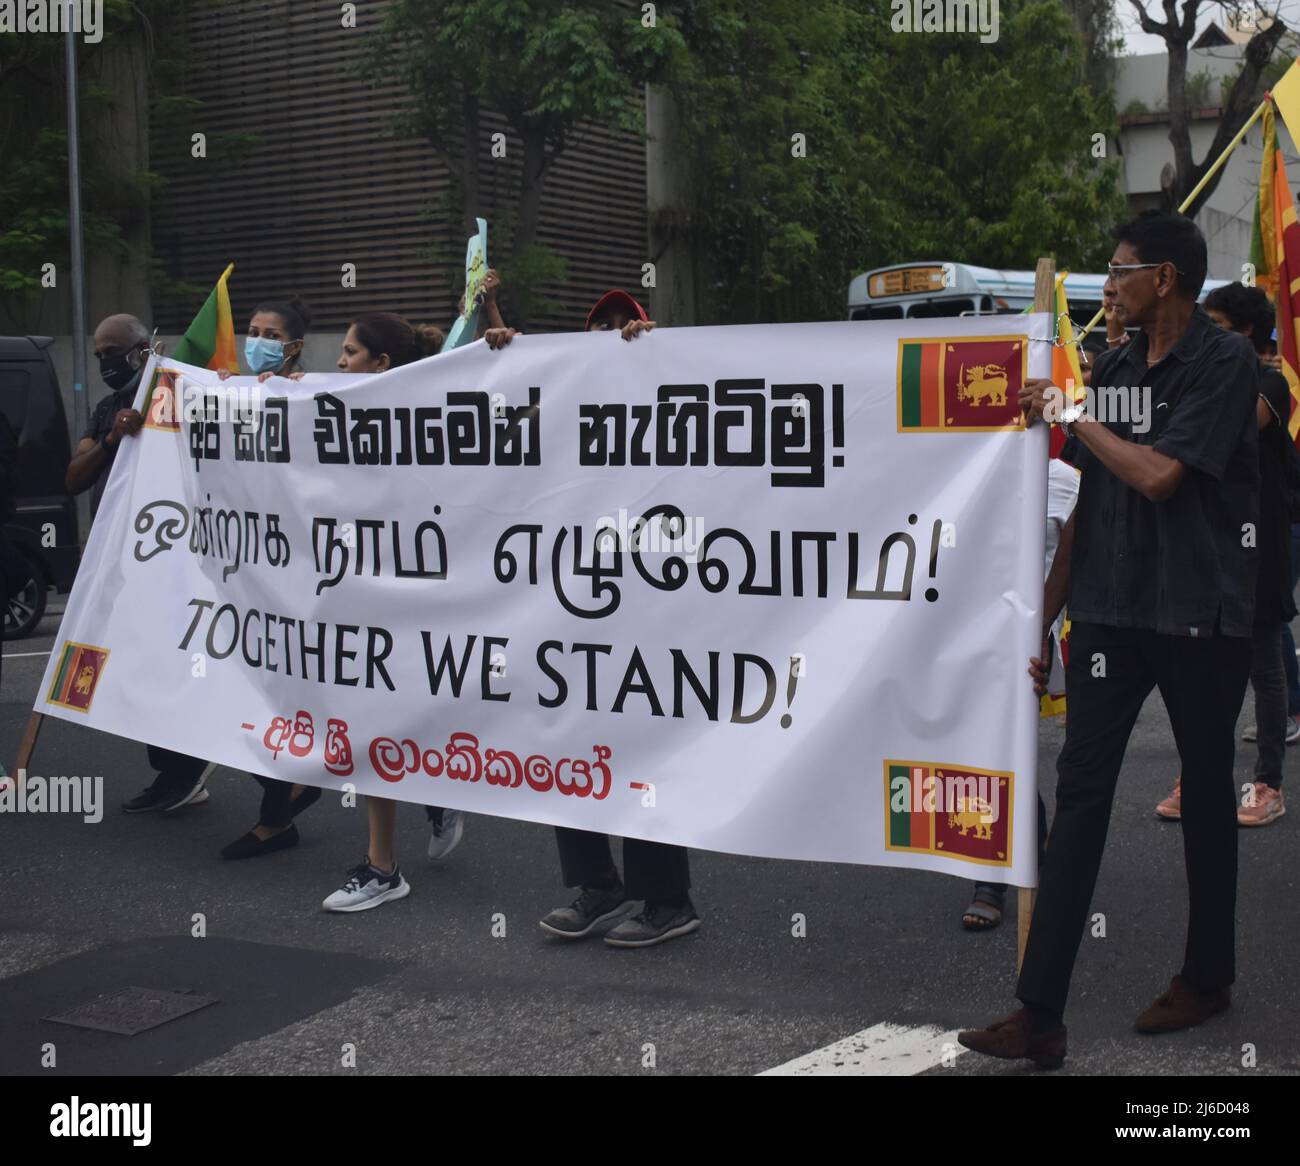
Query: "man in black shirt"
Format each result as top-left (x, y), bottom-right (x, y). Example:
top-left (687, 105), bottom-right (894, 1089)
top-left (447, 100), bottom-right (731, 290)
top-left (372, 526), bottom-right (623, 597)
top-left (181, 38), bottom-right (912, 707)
top-left (1154, 283), bottom-right (1294, 828)
top-left (959, 214), bottom-right (1259, 1068)
top-left (66, 313), bottom-right (216, 814)
top-left (66, 314), bottom-right (151, 514)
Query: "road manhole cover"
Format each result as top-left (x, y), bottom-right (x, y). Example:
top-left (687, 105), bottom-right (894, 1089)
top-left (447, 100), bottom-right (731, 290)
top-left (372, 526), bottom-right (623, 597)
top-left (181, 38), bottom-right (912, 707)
top-left (44, 987), bottom-right (218, 1035)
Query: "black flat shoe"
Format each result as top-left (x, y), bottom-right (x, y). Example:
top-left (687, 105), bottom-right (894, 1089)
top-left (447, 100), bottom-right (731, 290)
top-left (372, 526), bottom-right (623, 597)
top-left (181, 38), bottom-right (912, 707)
top-left (220, 823), bottom-right (299, 861)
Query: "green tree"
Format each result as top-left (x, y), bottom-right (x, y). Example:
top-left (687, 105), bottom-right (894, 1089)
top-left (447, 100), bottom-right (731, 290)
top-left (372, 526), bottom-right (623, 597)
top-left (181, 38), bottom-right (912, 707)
top-left (667, 0), bottom-right (1123, 324)
top-left (362, 0), bottom-right (682, 324)
top-left (876, 0), bottom-right (1125, 272)
top-left (0, 0), bottom-right (178, 332)
top-left (1063, 0), bottom-right (1123, 96)
top-left (665, 0), bottom-right (887, 322)
top-left (1126, 1), bottom-right (1286, 216)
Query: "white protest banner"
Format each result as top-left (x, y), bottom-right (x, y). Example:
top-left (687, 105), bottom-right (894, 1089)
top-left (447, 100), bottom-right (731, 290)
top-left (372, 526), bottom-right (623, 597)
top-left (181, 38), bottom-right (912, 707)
top-left (38, 317), bottom-right (1049, 884)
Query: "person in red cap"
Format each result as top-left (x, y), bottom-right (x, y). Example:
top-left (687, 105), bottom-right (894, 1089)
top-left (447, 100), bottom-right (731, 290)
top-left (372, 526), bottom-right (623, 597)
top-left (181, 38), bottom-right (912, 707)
top-left (485, 291), bottom-right (700, 948)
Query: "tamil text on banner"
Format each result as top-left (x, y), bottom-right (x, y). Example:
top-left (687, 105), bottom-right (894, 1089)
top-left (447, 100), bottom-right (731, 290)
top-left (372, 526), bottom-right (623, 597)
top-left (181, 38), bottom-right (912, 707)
top-left (38, 318), bottom-right (1050, 884)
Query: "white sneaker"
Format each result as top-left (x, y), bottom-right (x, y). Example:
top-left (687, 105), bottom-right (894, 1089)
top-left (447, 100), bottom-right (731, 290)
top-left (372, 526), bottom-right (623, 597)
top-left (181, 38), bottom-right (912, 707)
top-left (1287, 716), bottom-right (1300, 744)
top-left (322, 859), bottom-right (411, 912)
top-left (1242, 724), bottom-right (1258, 742)
top-left (427, 808), bottom-right (464, 861)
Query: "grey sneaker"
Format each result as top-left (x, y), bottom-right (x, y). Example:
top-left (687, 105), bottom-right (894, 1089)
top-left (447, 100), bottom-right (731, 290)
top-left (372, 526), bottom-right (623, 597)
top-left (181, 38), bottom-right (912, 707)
top-left (124, 761), bottom-right (216, 814)
top-left (322, 859), bottom-right (411, 912)
top-left (604, 898), bottom-right (700, 948)
top-left (427, 808), bottom-right (465, 861)
top-left (1242, 724), bottom-right (1258, 742)
top-left (539, 884), bottom-right (630, 939)
top-left (163, 762), bottom-right (217, 812)
top-left (1287, 716), bottom-right (1300, 745)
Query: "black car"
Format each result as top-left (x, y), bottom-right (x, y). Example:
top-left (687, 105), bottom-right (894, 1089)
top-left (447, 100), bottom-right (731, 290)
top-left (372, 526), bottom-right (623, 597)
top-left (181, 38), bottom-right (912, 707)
top-left (0, 336), bottom-right (80, 638)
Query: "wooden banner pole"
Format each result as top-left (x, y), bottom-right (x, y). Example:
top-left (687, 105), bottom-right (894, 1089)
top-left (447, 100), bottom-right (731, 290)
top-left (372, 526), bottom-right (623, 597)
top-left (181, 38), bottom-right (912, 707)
top-left (1017, 256), bottom-right (1055, 972)
top-left (12, 710), bottom-right (44, 782)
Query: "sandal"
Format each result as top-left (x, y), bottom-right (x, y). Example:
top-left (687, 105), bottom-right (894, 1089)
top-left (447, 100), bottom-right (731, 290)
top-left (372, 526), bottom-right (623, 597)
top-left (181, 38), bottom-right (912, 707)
top-left (962, 886), bottom-right (1004, 932)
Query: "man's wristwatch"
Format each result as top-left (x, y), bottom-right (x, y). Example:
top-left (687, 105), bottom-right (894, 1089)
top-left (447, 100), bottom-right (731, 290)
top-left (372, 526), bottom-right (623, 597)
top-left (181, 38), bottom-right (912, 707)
top-left (1058, 402), bottom-right (1088, 438)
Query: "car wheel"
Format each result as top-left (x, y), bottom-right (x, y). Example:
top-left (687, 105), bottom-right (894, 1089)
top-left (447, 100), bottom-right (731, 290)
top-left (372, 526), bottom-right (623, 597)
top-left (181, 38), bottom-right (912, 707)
top-left (3, 547), bottom-right (47, 640)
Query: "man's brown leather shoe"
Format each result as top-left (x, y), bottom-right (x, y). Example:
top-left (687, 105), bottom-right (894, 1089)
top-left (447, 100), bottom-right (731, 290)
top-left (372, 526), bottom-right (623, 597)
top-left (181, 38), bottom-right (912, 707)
top-left (957, 1008), bottom-right (1067, 1069)
top-left (1134, 975), bottom-right (1230, 1034)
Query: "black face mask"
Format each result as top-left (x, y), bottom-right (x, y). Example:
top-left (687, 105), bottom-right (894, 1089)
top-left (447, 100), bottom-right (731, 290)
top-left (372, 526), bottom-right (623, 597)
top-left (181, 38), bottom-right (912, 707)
top-left (100, 350), bottom-right (143, 392)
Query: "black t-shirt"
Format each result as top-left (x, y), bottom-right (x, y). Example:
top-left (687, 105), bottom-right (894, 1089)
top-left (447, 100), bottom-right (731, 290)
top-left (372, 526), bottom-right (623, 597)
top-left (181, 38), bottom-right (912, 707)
top-left (1255, 366), bottom-right (1297, 625)
top-left (82, 387), bottom-right (136, 516)
top-left (1061, 307), bottom-right (1260, 638)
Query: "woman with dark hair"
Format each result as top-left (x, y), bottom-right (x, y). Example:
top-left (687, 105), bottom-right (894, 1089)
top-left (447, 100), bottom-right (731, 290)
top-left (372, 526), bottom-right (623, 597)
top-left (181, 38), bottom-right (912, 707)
top-left (244, 297), bottom-right (311, 380)
top-left (321, 306), bottom-right (476, 911)
top-left (336, 312), bottom-right (444, 373)
top-left (216, 296), bottom-right (312, 390)
top-left (1154, 282), bottom-right (1295, 827)
top-left (220, 296), bottom-right (322, 859)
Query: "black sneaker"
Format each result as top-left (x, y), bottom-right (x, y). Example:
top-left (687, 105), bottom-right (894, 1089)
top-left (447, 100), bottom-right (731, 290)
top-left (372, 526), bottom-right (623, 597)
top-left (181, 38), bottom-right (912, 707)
top-left (538, 884), bottom-right (630, 939)
top-left (604, 898), bottom-right (700, 948)
top-left (122, 762), bottom-right (215, 814)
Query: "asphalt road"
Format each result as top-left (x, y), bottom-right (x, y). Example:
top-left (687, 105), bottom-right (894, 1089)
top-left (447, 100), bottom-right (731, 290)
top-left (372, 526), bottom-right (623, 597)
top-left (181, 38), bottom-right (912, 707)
top-left (2, 601), bottom-right (1298, 1080)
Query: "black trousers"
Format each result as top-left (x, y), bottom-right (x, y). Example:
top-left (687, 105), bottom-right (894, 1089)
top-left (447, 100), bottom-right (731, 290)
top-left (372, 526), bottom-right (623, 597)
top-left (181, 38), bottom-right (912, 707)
top-left (555, 827), bottom-right (690, 901)
top-left (146, 746), bottom-right (209, 788)
top-left (1017, 622), bottom-right (1251, 1016)
top-left (1250, 621), bottom-right (1288, 789)
top-left (252, 775), bottom-right (321, 829)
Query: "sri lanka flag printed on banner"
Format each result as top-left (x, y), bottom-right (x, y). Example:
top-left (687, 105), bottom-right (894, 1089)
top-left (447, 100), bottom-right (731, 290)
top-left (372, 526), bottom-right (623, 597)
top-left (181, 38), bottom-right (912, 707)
top-left (897, 336), bottom-right (1027, 432)
top-left (46, 642), bottom-right (110, 713)
top-left (884, 760), bottom-right (1014, 867)
top-left (142, 366), bottom-right (183, 432)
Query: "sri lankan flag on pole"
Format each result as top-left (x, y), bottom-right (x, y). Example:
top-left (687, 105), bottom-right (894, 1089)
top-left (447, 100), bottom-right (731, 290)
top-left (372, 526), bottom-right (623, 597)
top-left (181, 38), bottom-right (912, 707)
top-left (1250, 102), bottom-right (1282, 300)
top-left (1049, 273), bottom-right (1085, 459)
top-left (1043, 274), bottom-right (1081, 717)
top-left (171, 263), bottom-right (238, 372)
top-left (1260, 69), bottom-right (1300, 440)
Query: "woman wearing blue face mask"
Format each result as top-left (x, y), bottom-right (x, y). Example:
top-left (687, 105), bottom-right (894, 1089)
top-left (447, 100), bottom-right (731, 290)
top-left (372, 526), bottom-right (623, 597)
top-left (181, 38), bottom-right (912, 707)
top-left (240, 297), bottom-right (312, 381)
top-left (218, 295), bottom-right (321, 860)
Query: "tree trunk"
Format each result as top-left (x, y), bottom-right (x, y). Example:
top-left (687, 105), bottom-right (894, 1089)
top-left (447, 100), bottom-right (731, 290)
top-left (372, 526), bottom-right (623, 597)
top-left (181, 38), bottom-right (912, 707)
top-left (461, 92), bottom-right (481, 236)
top-left (1165, 33), bottom-right (1192, 212)
top-left (1177, 22), bottom-right (1286, 218)
top-left (509, 125), bottom-right (550, 330)
top-left (516, 127), bottom-right (547, 256)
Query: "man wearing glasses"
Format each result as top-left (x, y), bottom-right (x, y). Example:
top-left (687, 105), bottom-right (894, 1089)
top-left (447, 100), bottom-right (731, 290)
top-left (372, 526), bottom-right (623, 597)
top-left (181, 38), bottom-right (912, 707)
top-left (958, 213), bottom-right (1260, 1068)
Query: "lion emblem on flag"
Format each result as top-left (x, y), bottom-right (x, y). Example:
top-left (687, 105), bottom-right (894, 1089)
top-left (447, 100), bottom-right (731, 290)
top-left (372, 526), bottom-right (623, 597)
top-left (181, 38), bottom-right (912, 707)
top-left (956, 363), bottom-right (1009, 407)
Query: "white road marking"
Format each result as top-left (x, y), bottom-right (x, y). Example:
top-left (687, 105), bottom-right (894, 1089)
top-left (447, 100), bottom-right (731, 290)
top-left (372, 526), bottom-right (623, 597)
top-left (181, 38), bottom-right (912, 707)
top-left (1, 651), bottom-right (51, 658)
top-left (759, 1021), bottom-right (966, 1076)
